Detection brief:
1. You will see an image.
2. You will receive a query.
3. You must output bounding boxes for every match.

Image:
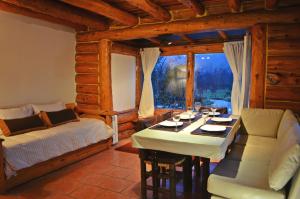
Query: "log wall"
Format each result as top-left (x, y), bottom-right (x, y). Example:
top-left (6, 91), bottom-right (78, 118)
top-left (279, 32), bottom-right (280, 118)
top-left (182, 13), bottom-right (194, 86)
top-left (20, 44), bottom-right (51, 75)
top-left (75, 33), bottom-right (140, 139)
top-left (265, 23), bottom-right (300, 114)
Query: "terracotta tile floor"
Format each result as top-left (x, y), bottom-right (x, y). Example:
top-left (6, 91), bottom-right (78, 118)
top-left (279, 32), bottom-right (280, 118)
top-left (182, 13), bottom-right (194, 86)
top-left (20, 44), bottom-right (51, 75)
top-left (0, 140), bottom-right (215, 199)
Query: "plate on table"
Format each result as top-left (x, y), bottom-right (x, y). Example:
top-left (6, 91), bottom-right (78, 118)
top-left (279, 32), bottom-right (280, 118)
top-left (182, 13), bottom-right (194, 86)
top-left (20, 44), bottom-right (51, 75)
top-left (203, 111), bottom-right (221, 116)
top-left (180, 113), bottom-right (196, 120)
top-left (159, 121), bottom-right (183, 127)
top-left (211, 117), bottom-right (232, 123)
top-left (200, 124), bottom-right (226, 132)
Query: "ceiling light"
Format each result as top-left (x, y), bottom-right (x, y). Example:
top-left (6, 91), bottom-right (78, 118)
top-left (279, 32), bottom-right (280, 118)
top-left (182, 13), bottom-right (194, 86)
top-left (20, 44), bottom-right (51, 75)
top-left (168, 42), bottom-right (172, 45)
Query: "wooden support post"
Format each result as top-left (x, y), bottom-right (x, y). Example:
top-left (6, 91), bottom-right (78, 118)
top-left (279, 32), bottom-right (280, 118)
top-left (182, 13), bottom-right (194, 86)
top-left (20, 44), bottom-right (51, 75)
top-left (99, 39), bottom-right (113, 122)
top-left (136, 53), bottom-right (142, 109)
top-left (186, 52), bottom-right (195, 108)
top-left (250, 24), bottom-right (267, 108)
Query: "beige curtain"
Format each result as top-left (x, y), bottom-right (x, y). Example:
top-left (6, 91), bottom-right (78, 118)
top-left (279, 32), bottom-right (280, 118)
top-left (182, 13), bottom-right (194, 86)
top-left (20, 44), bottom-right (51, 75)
top-left (138, 48), bottom-right (161, 118)
top-left (224, 34), bottom-right (251, 115)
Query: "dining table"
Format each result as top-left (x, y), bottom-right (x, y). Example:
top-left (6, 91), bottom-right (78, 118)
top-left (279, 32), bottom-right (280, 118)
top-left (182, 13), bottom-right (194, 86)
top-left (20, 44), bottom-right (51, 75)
top-left (131, 112), bottom-right (241, 195)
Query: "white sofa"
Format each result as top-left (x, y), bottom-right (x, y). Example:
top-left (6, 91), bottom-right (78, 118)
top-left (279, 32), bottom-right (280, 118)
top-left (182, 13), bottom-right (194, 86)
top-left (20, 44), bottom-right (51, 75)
top-left (208, 108), bottom-right (300, 199)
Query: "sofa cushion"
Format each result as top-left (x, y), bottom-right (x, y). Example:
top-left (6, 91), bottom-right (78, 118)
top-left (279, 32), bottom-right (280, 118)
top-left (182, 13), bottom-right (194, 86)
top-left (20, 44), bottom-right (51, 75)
top-left (227, 143), bottom-right (275, 163)
top-left (32, 101), bottom-right (65, 114)
top-left (288, 167), bottom-right (300, 199)
top-left (277, 110), bottom-right (298, 140)
top-left (241, 108), bottom-right (284, 138)
top-left (0, 115), bottom-right (46, 136)
top-left (269, 123), bottom-right (300, 191)
top-left (208, 159), bottom-right (285, 199)
top-left (234, 134), bottom-right (277, 147)
top-left (41, 109), bottom-right (79, 127)
top-left (0, 105), bottom-right (33, 119)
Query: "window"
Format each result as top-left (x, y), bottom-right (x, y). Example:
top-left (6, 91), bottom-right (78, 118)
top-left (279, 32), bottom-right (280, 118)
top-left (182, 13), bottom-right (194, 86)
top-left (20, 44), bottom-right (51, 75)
top-left (194, 53), bottom-right (233, 113)
top-left (152, 55), bottom-right (187, 109)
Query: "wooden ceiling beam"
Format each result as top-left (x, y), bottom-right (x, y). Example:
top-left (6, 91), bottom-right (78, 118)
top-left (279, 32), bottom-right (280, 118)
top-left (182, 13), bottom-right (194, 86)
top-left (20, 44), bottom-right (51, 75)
top-left (146, 38), bottom-right (161, 45)
top-left (227, 0), bottom-right (242, 13)
top-left (265, 0), bottom-right (279, 10)
top-left (177, 0), bottom-right (205, 16)
top-left (218, 31), bottom-right (229, 41)
top-left (77, 7), bottom-right (300, 42)
top-left (125, 0), bottom-right (171, 21)
top-left (2, 0), bottom-right (106, 30)
top-left (0, 1), bottom-right (86, 30)
top-left (62, 0), bottom-right (138, 26)
top-left (177, 34), bottom-right (195, 43)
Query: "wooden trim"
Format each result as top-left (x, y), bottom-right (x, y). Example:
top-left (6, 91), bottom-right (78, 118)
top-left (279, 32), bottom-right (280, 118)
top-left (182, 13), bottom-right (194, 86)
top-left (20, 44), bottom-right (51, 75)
top-left (185, 52), bottom-right (195, 108)
top-left (62, 0), bottom-right (138, 26)
top-left (99, 39), bottom-right (113, 114)
top-left (250, 24), bottom-right (267, 108)
top-left (160, 43), bottom-right (223, 56)
top-left (3, 0), bottom-right (107, 30)
top-left (0, 138), bottom-right (112, 193)
top-left (135, 53), bottom-right (142, 109)
top-left (76, 6), bottom-right (300, 41)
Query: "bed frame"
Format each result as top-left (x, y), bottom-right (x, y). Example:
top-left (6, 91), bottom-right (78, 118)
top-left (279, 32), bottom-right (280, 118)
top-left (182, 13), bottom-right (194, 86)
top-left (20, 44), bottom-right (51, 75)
top-left (0, 104), bottom-right (117, 193)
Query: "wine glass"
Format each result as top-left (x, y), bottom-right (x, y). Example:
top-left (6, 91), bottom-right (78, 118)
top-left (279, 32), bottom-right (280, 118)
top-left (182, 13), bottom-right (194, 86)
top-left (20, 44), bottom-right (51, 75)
top-left (172, 114), bottom-right (181, 132)
top-left (194, 102), bottom-right (202, 113)
top-left (210, 107), bottom-right (217, 118)
top-left (187, 106), bottom-right (194, 123)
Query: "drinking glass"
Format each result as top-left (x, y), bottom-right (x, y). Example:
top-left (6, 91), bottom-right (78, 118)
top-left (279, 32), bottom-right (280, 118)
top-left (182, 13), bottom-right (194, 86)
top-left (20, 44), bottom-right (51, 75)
top-left (172, 114), bottom-right (181, 132)
top-left (187, 106), bottom-right (194, 123)
top-left (211, 107), bottom-right (217, 118)
top-left (194, 102), bottom-right (202, 113)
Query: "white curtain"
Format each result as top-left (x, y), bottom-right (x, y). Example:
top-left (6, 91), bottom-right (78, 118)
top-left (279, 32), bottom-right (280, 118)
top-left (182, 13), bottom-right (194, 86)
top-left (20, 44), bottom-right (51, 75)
top-left (224, 34), bottom-right (251, 115)
top-left (138, 48), bottom-right (161, 118)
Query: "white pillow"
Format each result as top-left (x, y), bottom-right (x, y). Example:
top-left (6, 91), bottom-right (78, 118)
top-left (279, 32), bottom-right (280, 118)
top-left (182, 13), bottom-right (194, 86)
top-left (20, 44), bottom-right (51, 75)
top-left (0, 105), bottom-right (33, 119)
top-left (269, 124), bottom-right (300, 190)
top-left (32, 102), bottom-right (65, 114)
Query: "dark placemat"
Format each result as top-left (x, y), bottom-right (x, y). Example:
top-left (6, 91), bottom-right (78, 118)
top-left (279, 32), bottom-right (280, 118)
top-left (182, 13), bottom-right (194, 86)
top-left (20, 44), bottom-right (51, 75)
top-left (149, 113), bottom-right (202, 132)
top-left (149, 122), bottom-right (190, 132)
top-left (206, 118), bottom-right (237, 126)
top-left (191, 127), bottom-right (232, 138)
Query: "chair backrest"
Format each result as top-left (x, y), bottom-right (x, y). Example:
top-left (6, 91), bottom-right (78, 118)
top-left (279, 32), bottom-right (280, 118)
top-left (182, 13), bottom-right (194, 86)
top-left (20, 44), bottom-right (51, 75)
top-left (241, 108), bottom-right (284, 138)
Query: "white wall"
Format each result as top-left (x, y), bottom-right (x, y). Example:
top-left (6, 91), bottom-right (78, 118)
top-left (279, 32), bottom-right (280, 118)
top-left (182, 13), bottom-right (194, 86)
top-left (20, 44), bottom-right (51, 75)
top-left (111, 53), bottom-right (136, 112)
top-left (0, 10), bottom-right (75, 107)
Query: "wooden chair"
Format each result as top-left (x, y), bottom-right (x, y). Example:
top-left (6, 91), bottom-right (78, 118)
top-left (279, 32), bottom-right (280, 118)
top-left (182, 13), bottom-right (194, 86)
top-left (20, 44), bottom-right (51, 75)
top-left (139, 150), bottom-right (192, 199)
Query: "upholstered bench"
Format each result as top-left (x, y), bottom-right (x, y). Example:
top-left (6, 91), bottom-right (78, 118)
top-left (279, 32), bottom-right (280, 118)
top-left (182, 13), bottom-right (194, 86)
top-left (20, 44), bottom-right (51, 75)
top-left (208, 108), bottom-right (300, 199)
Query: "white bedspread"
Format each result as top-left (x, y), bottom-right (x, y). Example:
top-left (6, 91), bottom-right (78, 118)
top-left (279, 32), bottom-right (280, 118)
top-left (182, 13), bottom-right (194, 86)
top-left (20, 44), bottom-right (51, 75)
top-left (1, 118), bottom-right (113, 178)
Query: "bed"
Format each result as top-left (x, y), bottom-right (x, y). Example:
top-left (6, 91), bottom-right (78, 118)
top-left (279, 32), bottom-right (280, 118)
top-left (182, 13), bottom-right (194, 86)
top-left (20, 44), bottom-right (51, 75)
top-left (0, 103), bottom-right (114, 192)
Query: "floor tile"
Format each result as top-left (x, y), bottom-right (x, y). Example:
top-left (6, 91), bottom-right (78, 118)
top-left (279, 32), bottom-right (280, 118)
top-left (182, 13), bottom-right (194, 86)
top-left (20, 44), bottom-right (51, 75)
top-left (70, 185), bottom-right (105, 199)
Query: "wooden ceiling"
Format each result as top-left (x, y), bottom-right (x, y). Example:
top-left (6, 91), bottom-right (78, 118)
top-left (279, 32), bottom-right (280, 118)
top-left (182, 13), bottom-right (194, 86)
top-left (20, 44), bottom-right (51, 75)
top-left (1, 0), bottom-right (300, 47)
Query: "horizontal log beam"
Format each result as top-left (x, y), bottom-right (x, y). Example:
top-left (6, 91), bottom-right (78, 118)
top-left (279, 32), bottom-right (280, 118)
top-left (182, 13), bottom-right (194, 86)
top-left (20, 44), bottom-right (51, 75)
top-left (177, 34), bottom-right (194, 43)
top-left (177, 0), bottom-right (205, 16)
top-left (227, 0), bottom-right (241, 13)
top-left (77, 7), bottom-right (300, 41)
top-left (62, 0), bottom-right (138, 26)
top-left (3, 0), bottom-right (106, 30)
top-left (112, 42), bottom-right (139, 56)
top-left (265, 0), bottom-right (279, 10)
top-left (146, 38), bottom-right (161, 45)
top-left (0, 1), bottom-right (86, 30)
top-left (218, 30), bottom-right (229, 41)
top-left (126, 0), bottom-right (171, 21)
top-left (160, 43), bottom-right (223, 56)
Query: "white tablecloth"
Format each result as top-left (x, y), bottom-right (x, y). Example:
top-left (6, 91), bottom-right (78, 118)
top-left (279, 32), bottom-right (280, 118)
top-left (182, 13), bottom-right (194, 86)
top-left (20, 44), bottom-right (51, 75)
top-left (131, 115), bottom-right (240, 160)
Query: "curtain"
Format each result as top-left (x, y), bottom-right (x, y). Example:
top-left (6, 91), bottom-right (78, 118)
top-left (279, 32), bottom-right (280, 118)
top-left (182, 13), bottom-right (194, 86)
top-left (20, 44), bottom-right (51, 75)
top-left (224, 34), bottom-right (251, 115)
top-left (138, 48), bottom-right (161, 118)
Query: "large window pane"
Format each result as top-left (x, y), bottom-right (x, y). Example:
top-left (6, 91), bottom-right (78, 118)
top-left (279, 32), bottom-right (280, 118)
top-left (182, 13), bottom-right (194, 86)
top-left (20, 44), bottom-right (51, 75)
top-left (194, 53), bottom-right (233, 113)
top-left (152, 55), bottom-right (187, 109)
